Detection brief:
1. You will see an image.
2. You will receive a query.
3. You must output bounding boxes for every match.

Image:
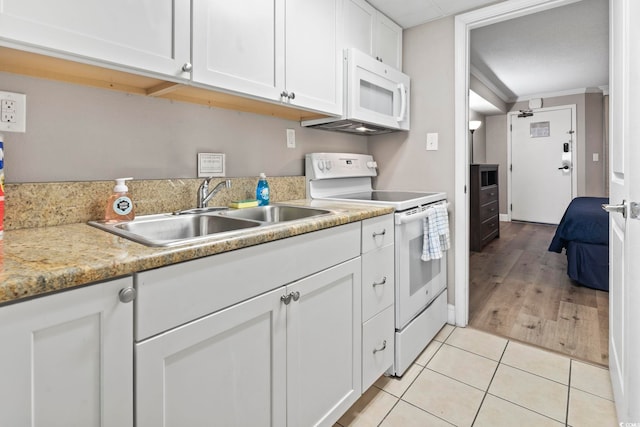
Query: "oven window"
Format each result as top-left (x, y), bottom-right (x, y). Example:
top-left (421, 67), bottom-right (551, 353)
top-left (409, 235), bottom-right (441, 295)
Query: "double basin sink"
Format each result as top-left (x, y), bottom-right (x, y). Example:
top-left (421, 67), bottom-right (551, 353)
top-left (89, 205), bottom-right (333, 247)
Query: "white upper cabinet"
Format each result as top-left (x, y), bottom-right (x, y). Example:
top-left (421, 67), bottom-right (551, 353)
top-left (0, 0), bottom-right (191, 80)
top-left (343, 0), bottom-right (403, 70)
top-left (284, 0), bottom-right (343, 115)
top-left (191, 0), bottom-right (285, 102)
top-left (192, 0), bottom-right (342, 116)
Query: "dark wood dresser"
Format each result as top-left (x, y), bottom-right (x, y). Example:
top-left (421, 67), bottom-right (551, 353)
top-left (470, 164), bottom-right (500, 251)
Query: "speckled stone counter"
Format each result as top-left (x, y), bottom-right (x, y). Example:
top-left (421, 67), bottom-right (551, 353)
top-left (0, 200), bottom-right (394, 306)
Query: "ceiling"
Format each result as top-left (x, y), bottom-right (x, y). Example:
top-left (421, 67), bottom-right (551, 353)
top-left (368, 0), bottom-right (609, 110)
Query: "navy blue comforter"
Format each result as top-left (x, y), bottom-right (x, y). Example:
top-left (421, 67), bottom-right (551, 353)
top-left (548, 197), bottom-right (609, 252)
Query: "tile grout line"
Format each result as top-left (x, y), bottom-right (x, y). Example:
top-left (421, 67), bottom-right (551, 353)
top-left (377, 327), bottom-right (457, 426)
top-left (566, 360), bottom-right (573, 426)
top-left (470, 337), bottom-right (509, 426)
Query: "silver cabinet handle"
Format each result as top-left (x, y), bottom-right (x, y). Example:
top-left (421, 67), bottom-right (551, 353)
top-left (118, 287), bottom-right (136, 303)
top-left (372, 229), bottom-right (386, 238)
top-left (281, 291), bottom-right (300, 305)
top-left (372, 277), bottom-right (387, 287)
top-left (373, 340), bottom-right (387, 354)
top-left (280, 91), bottom-right (289, 99)
top-left (182, 62), bottom-right (193, 72)
top-left (288, 92), bottom-right (295, 100)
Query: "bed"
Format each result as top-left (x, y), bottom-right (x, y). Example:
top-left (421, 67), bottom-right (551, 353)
top-left (548, 197), bottom-right (610, 291)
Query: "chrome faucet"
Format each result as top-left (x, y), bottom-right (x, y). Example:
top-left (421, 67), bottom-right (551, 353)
top-left (197, 178), bottom-right (231, 208)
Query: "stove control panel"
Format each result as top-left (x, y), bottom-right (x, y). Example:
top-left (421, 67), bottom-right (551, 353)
top-left (305, 153), bottom-right (377, 180)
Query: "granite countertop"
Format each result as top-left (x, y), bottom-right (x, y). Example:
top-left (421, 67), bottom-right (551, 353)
top-left (0, 200), bottom-right (394, 306)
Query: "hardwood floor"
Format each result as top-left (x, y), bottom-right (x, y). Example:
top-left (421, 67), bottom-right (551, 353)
top-left (468, 221), bottom-right (609, 366)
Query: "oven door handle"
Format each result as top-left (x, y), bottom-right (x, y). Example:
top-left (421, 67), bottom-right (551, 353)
top-left (395, 207), bottom-right (432, 225)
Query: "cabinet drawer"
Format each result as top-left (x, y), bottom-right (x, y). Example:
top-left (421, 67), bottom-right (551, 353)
top-left (479, 185), bottom-right (498, 205)
top-left (479, 200), bottom-right (499, 221)
top-left (481, 215), bottom-right (499, 239)
top-left (362, 245), bottom-right (395, 322)
top-left (362, 215), bottom-right (394, 253)
top-left (362, 305), bottom-right (394, 390)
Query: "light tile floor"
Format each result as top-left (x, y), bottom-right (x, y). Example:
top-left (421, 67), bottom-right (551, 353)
top-left (337, 325), bottom-right (617, 427)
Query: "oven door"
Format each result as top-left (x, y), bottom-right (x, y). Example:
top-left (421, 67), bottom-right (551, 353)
top-left (394, 205), bottom-right (447, 329)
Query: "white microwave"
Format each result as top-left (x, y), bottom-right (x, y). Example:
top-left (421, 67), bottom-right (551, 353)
top-left (302, 48), bottom-right (410, 135)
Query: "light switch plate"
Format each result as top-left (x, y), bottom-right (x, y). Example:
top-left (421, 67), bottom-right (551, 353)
top-left (286, 128), bottom-right (296, 148)
top-left (0, 90), bottom-right (26, 133)
top-left (198, 153), bottom-right (225, 177)
top-left (426, 133), bottom-right (438, 151)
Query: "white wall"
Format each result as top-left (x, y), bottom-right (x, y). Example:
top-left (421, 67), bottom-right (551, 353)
top-left (0, 72), bottom-right (368, 183)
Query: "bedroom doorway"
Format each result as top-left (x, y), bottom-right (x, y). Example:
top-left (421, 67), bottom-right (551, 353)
top-left (510, 105), bottom-right (577, 224)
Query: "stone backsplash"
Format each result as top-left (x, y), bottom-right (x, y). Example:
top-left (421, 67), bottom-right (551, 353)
top-left (4, 176), bottom-right (306, 230)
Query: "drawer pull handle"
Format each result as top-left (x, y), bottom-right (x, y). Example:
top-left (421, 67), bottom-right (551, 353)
top-left (291, 291), bottom-right (300, 302)
top-left (373, 340), bottom-right (387, 354)
top-left (372, 277), bottom-right (387, 287)
top-left (372, 229), bottom-right (386, 238)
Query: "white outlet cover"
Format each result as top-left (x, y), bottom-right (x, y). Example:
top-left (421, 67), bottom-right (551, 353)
top-left (426, 133), bottom-right (438, 151)
top-left (0, 91), bottom-right (26, 133)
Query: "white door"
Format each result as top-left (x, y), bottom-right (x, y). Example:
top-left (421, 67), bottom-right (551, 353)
top-left (0, 278), bottom-right (134, 427)
top-left (286, 258), bottom-right (362, 427)
top-left (510, 106), bottom-right (576, 224)
top-left (606, 0), bottom-right (640, 422)
top-left (191, 0), bottom-right (285, 101)
top-left (0, 0), bottom-right (190, 79)
top-left (135, 287), bottom-right (287, 427)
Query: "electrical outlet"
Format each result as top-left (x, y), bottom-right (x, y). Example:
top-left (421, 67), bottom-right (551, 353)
top-left (0, 91), bottom-right (26, 133)
top-left (286, 128), bottom-right (296, 148)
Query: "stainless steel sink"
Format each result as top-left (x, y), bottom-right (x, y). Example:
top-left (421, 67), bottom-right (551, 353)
top-left (218, 205), bottom-right (332, 223)
top-left (89, 213), bottom-right (261, 247)
top-left (89, 205), bottom-right (334, 247)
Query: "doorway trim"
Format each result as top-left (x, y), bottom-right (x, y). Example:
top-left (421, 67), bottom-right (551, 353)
top-left (508, 104), bottom-right (578, 223)
top-left (453, 0), bottom-right (585, 326)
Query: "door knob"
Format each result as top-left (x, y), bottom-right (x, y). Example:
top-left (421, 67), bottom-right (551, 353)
top-left (603, 201), bottom-right (640, 219)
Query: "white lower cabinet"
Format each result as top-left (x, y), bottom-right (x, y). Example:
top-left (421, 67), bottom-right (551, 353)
top-left (0, 277), bottom-right (134, 427)
top-left (136, 258), bottom-right (361, 427)
top-left (286, 259), bottom-right (362, 427)
top-left (135, 223), bottom-right (362, 427)
top-left (360, 214), bottom-right (395, 390)
top-left (136, 286), bottom-right (287, 427)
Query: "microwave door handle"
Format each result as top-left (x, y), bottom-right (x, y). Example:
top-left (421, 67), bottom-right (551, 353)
top-left (397, 83), bottom-right (407, 122)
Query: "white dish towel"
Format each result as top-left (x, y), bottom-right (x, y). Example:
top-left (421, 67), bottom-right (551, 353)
top-left (421, 203), bottom-right (450, 261)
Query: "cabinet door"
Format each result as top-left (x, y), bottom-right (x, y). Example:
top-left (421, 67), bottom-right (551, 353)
top-left (284, 0), bottom-right (343, 115)
top-left (136, 287), bottom-right (286, 427)
top-left (286, 258), bottom-right (362, 427)
top-left (0, 0), bottom-right (190, 79)
top-left (343, 0), bottom-right (376, 57)
top-left (0, 277), bottom-right (134, 427)
top-left (375, 12), bottom-right (403, 70)
top-left (191, 0), bottom-right (285, 100)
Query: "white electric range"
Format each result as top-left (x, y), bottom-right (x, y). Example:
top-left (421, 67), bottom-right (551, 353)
top-left (305, 153), bottom-right (448, 376)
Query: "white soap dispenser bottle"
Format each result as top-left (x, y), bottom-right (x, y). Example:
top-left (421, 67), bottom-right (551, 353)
top-left (105, 177), bottom-right (135, 222)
